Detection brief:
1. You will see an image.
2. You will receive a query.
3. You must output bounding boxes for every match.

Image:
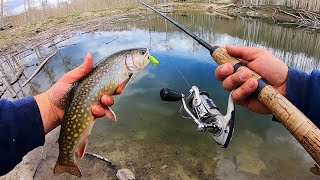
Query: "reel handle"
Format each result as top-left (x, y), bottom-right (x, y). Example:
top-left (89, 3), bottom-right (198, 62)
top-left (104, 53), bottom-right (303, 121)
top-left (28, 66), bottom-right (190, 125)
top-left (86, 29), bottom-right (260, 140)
top-left (160, 88), bottom-right (183, 102)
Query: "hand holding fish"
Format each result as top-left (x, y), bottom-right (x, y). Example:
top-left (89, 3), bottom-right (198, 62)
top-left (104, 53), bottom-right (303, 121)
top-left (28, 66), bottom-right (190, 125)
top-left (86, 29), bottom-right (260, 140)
top-left (215, 45), bottom-right (288, 114)
top-left (34, 53), bottom-right (115, 134)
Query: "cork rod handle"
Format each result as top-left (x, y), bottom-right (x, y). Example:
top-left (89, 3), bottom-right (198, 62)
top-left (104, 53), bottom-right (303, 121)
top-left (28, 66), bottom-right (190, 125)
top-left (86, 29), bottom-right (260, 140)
top-left (212, 47), bottom-right (320, 165)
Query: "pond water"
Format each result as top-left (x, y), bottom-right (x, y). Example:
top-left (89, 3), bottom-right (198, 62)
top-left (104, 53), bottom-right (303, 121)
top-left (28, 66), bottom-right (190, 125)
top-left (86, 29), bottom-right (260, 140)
top-left (15, 14), bottom-right (320, 179)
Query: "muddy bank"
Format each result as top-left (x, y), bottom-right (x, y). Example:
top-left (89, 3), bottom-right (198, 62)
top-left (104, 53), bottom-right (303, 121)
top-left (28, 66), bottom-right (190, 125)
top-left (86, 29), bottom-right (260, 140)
top-left (0, 5), bottom-right (148, 57)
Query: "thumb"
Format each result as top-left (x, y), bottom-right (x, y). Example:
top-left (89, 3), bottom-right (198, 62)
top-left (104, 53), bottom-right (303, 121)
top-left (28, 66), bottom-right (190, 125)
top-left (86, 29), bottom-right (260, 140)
top-left (59, 53), bottom-right (93, 84)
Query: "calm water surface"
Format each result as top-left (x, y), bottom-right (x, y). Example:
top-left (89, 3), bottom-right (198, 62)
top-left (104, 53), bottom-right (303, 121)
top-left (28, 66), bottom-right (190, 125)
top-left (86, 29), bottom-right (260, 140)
top-left (17, 14), bottom-right (320, 179)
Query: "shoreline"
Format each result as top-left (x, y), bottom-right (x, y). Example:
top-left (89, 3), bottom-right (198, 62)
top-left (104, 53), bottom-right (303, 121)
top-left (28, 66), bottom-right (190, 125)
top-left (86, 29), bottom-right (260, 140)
top-left (0, 2), bottom-right (319, 57)
top-left (0, 3), bottom-right (320, 56)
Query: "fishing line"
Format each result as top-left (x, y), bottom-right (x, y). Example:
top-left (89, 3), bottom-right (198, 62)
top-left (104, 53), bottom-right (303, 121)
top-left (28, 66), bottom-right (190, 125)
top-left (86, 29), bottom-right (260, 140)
top-left (166, 52), bottom-right (192, 88)
top-left (147, 19), bottom-right (214, 88)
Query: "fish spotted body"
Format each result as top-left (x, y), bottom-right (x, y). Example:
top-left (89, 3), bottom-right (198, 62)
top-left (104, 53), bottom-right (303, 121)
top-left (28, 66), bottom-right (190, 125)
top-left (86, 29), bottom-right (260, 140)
top-left (53, 48), bottom-right (150, 177)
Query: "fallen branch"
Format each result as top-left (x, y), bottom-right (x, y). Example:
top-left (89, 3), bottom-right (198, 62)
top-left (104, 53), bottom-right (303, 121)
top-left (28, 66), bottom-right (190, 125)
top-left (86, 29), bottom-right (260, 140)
top-left (210, 3), bottom-right (235, 11)
top-left (58, 43), bottom-right (77, 49)
top-left (277, 7), bottom-right (320, 30)
top-left (0, 89), bottom-right (5, 97)
top-left (32, 147), bottom-right (44, 180)
top-left (0, 71), bottom-right (16, 98)
top-left (48, 36), bottom-right (72, 48)
top-left (12, 51), bottom-right (58, 97)
top-left (84, 152), bottom-right (118, 171)
top-left (10, 65), bottom-right (26, 85)
top-left (21, 51), bottom-right (58, 88)
top-left (272, 7), bottom-right (278, 23)
top-left (106, 36), bottom-right (119, 45)
top-left (278, 7), bottom-right (300, 19)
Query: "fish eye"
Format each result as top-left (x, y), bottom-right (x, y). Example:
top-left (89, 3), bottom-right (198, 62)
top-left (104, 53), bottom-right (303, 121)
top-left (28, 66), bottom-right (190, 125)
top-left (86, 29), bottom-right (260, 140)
top-left (140, 50), bottom-right (146, 55)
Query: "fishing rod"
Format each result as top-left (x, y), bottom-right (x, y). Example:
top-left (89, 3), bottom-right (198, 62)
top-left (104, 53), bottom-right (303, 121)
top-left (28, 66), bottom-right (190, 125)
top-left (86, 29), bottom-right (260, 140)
top-left (138, 0), bottom-right (320, 168)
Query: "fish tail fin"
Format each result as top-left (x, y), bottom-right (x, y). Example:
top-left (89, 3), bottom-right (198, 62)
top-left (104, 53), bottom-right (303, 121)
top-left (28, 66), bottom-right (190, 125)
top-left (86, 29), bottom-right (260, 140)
top-left (53, 160), bottom-right (82, 177)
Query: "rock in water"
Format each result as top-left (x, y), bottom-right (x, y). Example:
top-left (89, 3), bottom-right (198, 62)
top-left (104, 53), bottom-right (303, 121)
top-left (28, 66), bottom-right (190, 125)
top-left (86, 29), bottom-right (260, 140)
top-left (116, 169), bottom-right (135, 180)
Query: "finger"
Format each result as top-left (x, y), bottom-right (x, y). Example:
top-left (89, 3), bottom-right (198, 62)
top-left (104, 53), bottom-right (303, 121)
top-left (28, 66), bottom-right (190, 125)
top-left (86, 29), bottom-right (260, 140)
top-left (222, 69), bottom-right (253, 91)
top-left (212, 44), bottom-right (225, 49)
top-left (232, 78), bottom-right (258, 105)
top-left (226, 45), bottom-right (265, 62)
top-left (91, 105), bottom-right (106, 118)
top-left (59, 53), bottom-right (94, 84)
top-left (215, 63), bottom-right (234, 81)
top-left (101, 95), bottom-right (114, 107)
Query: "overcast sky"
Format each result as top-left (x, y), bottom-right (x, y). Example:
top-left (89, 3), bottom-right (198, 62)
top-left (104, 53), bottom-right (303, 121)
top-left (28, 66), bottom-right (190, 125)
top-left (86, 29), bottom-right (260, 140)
top-left (5, 0), bottom-right (68, 15)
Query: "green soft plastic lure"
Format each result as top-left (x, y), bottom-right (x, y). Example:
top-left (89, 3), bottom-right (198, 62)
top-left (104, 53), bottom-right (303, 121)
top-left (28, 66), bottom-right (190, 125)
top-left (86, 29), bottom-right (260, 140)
top-left (149, 56), bottom-right (159, 65)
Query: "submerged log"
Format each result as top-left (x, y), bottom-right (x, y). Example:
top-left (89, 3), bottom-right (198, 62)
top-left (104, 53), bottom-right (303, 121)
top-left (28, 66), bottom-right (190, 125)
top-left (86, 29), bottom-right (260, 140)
top-left (10, 65), bottom-right (26, 85)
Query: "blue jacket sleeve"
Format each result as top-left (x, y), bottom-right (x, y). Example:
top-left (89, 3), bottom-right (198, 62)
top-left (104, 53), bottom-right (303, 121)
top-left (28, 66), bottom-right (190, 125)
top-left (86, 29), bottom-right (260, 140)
top-left (0, 96), bottom-right (45, 175)
top-left (285, 67), bottom-right (320, 127)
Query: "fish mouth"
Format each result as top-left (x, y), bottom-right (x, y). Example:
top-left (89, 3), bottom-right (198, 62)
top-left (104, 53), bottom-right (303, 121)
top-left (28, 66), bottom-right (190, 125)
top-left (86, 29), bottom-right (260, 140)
top-left (140, 48), bottom-right (151, 69)
top-left (141, 48), bottom-right (151, 69)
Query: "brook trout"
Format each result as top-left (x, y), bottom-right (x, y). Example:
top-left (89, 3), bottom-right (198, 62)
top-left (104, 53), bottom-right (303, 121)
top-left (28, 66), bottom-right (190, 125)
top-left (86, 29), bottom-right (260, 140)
top-left (54, 48), bottom-right (151, 177)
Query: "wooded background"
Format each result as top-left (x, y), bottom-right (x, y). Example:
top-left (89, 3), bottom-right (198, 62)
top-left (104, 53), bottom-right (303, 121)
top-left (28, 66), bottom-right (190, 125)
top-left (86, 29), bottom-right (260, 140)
top-left (0, 0), bottom-right (320, 26)
top-left (238, 0), bottom-right (320, 12)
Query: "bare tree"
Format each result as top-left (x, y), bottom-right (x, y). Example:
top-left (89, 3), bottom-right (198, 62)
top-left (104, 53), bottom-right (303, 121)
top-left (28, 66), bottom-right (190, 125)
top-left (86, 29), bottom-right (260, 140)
top-left (0, 0), bottom-right (14, 25)
top-left (239, 0), bottom-right (320, 12)
top-left (0, 0), bottom-right (4, 26)
top-left (1, 0), bottom-right (3, 18)
top-left (41, 0), bottom-right (48, 19)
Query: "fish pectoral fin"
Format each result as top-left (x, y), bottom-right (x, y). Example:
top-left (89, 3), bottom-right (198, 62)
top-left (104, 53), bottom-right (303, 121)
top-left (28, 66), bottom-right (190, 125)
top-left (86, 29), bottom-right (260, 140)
top-left (106, 107), bottom-right (117, 121)
top-left (113, 77), bottom-right (131, 95)
top-left (77, 137), bottom-right (88, 160)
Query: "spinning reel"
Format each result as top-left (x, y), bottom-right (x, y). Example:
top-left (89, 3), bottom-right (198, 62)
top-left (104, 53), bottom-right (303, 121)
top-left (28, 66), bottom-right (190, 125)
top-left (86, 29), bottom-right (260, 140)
top-left (160, 86), bottom-right (235, 148)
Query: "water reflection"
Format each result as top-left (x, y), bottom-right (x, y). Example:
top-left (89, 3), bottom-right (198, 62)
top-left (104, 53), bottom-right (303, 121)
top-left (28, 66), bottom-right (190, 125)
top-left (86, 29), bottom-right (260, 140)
top-left (129, 14), bottom-right (320, 73)
top-left (3, 14), bottom-right (320, 179)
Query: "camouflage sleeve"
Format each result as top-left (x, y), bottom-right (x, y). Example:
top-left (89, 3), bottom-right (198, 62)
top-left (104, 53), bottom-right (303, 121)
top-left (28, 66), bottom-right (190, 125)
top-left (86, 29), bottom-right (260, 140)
top-left (0, 96), bottom-right (45, 176)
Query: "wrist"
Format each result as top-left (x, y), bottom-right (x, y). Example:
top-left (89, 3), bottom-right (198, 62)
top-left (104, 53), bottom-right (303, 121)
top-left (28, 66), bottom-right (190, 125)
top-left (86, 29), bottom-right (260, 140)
top-left (34, 91), bottom-right (62, 134)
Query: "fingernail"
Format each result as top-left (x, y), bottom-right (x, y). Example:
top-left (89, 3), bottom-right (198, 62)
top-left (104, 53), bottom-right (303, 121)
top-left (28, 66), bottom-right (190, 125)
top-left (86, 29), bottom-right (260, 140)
top-left (221, 64), bottom-right (229, 75)
top-left (240, 70), bottom-right (248, 80)
top-left (94, 107), bottom-right (101, 114)
top-left (248, 79), bottom-right (255, 89)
